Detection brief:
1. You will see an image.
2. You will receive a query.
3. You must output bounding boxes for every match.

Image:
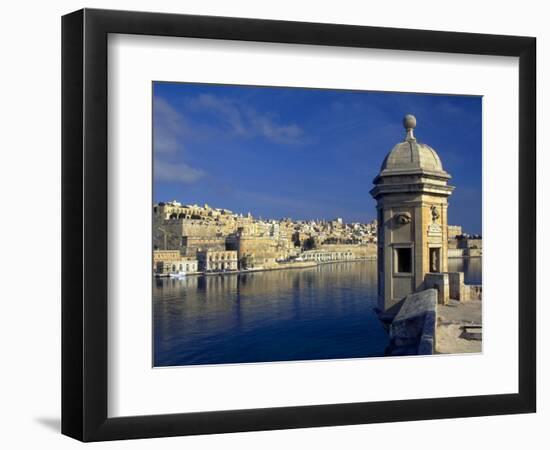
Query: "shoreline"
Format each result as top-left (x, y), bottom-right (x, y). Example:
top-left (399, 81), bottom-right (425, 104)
top-left (155, 256), bottom-right (376, 278)
top-left (154, 254), bottom-right (481, 278)
top-left (448, 255), bottom-right (482, 259)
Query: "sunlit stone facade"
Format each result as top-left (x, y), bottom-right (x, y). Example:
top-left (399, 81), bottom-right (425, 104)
top-left (197, 250), bottom-right (238, 272)
top-left (153, 250), bottom-right (199, 275)
top-left (370, 115), bottom-right (454, 316)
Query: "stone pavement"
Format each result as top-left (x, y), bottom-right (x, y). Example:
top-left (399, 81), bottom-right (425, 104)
top-left (436, 299), bottom-right (482, 354)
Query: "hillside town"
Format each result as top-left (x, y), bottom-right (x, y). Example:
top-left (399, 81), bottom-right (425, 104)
top-left (152, 200), bottom-right (481, 277)
top-left (152, 200), bottom-right (378, 276)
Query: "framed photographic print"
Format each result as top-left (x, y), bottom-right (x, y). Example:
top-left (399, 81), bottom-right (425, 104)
top-left (62, 8), bottom-right (536, 441)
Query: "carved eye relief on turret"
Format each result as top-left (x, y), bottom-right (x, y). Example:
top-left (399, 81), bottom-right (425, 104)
top-left (394, 212), bottom-right (412, 225)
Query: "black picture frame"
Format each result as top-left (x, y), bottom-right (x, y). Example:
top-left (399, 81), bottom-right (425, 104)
top-left (62, 8), bottom-right (536, 442)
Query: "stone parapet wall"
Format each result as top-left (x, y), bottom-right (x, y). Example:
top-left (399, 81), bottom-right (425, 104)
top-left (447, 272), bottom-right (465, 301)
top-left (418, 308), bottom-right (437, 355)
top-left (387, 289), bottom-right (437, 356)
top-left (424, 273), bottom-right (450, 304)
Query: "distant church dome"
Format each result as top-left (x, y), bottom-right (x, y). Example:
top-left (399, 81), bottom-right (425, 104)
top-left (378, 115), bottom-right (450, 179)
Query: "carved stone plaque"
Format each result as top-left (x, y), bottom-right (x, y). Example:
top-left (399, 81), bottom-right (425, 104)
top-left (427, 223), bottom-right (442, 236)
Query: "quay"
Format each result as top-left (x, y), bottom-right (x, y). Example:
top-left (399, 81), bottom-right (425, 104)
top-left (154, 255), bottom-right (376, 278)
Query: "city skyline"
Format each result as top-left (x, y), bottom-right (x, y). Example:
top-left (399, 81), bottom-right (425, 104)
top-left (153, 82), bottom-right (482, 234)
top-left (155, 199), bottom-right (377, 224)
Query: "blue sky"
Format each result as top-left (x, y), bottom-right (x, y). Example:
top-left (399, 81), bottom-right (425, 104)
top-left (153, 82), bottom-right (482, 234)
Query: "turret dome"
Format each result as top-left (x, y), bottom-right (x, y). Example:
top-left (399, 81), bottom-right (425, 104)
top-left (377, 115), bottom-right (450, 179)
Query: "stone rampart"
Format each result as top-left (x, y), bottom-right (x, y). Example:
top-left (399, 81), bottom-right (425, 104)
top-left (387, 289), bottom-right (437, 356)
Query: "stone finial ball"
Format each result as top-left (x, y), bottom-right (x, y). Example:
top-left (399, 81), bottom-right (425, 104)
top-left (403, 114), bottom-right (417, 130)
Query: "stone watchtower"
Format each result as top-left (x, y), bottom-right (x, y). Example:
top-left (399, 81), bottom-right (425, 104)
top-left (370, 115), bottom-right (454, 317)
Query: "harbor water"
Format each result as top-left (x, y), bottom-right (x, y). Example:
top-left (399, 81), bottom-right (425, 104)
top-left (154, 258), bottom-right (481, 367)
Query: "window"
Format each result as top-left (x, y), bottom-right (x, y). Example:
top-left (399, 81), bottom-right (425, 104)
top-left (429, 248), bottom-right (440, 273)
top-left (395, 247), bottom-right (412, 273)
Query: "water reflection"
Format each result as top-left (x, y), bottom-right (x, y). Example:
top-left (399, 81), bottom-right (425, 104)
top-left (154, 260), bottom-right (388, 367)
top-left (447, 257), bottom-right (482, 285)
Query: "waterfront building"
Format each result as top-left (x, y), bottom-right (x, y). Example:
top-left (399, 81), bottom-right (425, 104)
top-left (456, 234), bottom-right (483, 257)
top-left (153, 200), bottom-right (254, 252)
top-left (197, 250), bottom-right (238, 272)
top-left (225, 224), bottom-right (295, 269)
top-left (447, 225), bottom-right (462, 240)
top-left (152, 198), bottom-right (379, 273)
top-left (300, 250), bottom-right (354, 262)
top-left (370, 115), bottom-right (454, 315)
top-left (153, 250), bottom-right (198, 275)
top-left (153, 217), bottom-right (220, 251)
top-left (456, 235), bottom-right (482, 249)
top-left (315, 243), bottom-right (377, 259)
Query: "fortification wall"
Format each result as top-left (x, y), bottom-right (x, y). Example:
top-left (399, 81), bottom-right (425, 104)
top-left (387, 289), bottom-right (437, 356)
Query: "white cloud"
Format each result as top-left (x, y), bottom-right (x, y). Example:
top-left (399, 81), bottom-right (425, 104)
top-left (152, 91), bottom-right (306, 185)
top-left (154, 159), bottom-right (205, 184)
top-left (188, 94), bottom-right (247, 136)
top-left (153, 97), bottom-right (205, 183)
top-left (186, 93), bottom-right (305, 144)
top-left (154, 134), bottom-right (180, 154)
top-left (153, 97), bottom-right (189, 154)
top-left (251, 116), bottom-right (303, 143)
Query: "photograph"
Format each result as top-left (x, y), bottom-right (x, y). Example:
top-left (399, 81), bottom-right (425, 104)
top-left (152, 82), bottom-right (483, 367)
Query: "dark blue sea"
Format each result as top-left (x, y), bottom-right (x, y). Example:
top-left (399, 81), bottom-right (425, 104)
top-left (153, 258), bottom-right (482, 367)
